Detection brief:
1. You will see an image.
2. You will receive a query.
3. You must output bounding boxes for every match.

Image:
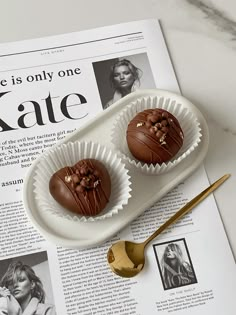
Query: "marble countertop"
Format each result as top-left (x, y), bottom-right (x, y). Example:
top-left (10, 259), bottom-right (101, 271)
top-left (1, 0), bottom-right (235, 259)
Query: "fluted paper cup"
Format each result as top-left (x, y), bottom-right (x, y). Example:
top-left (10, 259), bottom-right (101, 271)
top-left (33, 141), bottom-right (132, 222)
top-left (111, 96), bottom-right (202, 175)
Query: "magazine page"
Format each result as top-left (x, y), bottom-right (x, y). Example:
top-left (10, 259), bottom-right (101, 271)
top-left (0, 19), bottom-right (235, 315)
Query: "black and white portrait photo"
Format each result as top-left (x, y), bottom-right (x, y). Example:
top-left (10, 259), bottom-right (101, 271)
top-left (0, 251), bottom-right (56, 315)
top-left (92, 53), bottom-right (156, 109)
top-left (153, 238), bottom-right (197, 291)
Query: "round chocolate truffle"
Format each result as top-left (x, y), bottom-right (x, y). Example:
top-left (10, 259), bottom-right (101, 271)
top-left (49, 159), bottom-right (111, 216)
top-left (126, 108), bottom-right (184, 164)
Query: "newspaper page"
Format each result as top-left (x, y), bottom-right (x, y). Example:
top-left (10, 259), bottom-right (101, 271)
top-left (0, 19), bottom-right (235, 315)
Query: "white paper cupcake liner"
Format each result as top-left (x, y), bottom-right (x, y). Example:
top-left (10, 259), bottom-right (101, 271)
top-left (33, 141), bottom-right (132, 222)
top-left (111, 96), bottom-right (202, 175)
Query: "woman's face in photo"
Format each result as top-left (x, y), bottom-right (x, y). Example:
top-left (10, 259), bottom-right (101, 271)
top-left (113, 65), bottom-right (135, 90)
top-left (166, 247), bottom-right (176, 259)
top-left (11, 271), bottom-right (32, 302)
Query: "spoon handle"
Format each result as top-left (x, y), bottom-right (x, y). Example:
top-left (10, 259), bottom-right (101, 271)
top-left (143, 174), bottom-right (230, 247)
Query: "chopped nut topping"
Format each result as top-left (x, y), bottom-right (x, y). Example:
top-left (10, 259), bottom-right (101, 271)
top-left (160, 141), bottom-right (167, 145)
top-left (94, 180), bottom-right (101, 188)
top-left (159, 134), bottom-right (166, 143)
top-left (136, 122), bottom-right (144, 127)
top-left (65, 175), bottom-right (72, 183)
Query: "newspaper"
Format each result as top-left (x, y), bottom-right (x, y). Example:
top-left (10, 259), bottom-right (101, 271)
top-left (0, 19), bottom-right (235, 315)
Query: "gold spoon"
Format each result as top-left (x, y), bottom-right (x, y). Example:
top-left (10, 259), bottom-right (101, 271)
top-left (107, 174), bottom-right (230, 278)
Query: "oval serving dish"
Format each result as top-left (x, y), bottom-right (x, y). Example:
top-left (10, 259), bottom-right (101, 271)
top-left (23, 89), bottom-right (209, 249)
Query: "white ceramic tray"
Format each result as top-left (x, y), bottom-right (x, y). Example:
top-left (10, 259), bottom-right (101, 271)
top-left (23, 89), bottom-right (209, 249)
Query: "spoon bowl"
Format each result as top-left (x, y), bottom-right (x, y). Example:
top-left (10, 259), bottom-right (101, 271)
top-left (107, 174), bottom-right (230, 278)
top-left (108, 241), bottom-right (145, 277)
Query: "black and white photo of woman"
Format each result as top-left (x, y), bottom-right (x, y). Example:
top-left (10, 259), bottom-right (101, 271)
top-left (104, 58), bottom-right (142, 108)
top-left (0, 252), bottom-right (56, 315)
top-left (161, 243), bottom-right (196, 289)
top-left (153, 239), bottom-right (197, 291)
top-left (93, 53), bottom-right (156, 109)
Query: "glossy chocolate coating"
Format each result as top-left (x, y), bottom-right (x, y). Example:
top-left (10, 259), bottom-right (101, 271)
top-left (49, 159), bottom-right (111, 216)
top-left (126, 109), bottom-right (184, 164)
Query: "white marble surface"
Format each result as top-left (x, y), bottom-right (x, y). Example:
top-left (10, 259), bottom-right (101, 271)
top-left (1, 0), bottom-right (235, 258)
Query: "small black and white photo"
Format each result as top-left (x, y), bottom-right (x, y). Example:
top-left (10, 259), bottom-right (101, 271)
top-left (153, 238), bottom-right (197, 290)
top-left (92, 53), bottom-right (156, 109)
top-left (0, 251), bottom-right (56, 315)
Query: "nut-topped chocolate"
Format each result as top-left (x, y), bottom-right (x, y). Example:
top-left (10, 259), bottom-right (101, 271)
top-left (126, 108), bottom-right (184, 164)
top-left (49, 159), bottom-right (111, 216)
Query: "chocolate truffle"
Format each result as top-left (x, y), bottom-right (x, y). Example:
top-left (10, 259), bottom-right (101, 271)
top-left (49, 159), bottom-right (111, 216)
top-left (126, 108), bottom-right (184, 164)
